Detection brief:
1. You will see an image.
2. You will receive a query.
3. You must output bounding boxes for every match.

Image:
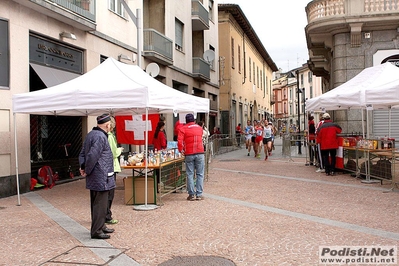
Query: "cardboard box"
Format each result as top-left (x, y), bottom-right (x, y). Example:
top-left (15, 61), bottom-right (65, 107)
top-left (124, 176), bottom-right (155, 205)
top-left (123, 176), bottom-right (134, 205)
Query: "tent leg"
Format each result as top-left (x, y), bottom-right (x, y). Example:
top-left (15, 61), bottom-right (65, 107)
top-left (14, 113), bottom-right (21, 206)
top-left (133, 108), bottom-right (158, 211)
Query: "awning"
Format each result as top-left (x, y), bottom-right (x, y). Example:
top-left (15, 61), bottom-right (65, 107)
top-left (30, 63), bottom-right (80, 88)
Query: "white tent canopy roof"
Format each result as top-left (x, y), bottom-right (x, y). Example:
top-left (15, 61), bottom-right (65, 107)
top-left (12, 58), bottom-right (209, 116)
top-left (306, 63), bottom-right (399, 112)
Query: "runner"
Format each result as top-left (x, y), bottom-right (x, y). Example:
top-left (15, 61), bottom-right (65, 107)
top-left (244, 120), bottom-right (254, 156)
top-left (263, 121), bottom-right (273, 160)
top-left (254, 121), bottom-right (263, 159)
top-left (251, 120), bottom-right (257, 157)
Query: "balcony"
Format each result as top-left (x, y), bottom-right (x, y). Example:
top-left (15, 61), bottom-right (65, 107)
top-left (191, 0), bottom-right (209, 31)
top-left (143, 29), bottom-right (173, 66)
top-left (13, 0), bottom-right (96, 31)
top-left (306, 0), bottom-right (399, 77)
top-left (192, 57), bottom-right (210, 82)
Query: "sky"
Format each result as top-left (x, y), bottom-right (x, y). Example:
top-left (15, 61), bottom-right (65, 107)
top-left (218, 0), bottom-right (311, 72)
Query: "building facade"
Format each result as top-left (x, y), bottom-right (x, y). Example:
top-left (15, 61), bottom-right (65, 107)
top-left (218, 4), bottom-right (278, 136)
top-left (0, 0), bottom-right (219, 198)
top-left (273, 64), bottom-right (323, 133)
top-left (305, 0), bottom-right (399, 138)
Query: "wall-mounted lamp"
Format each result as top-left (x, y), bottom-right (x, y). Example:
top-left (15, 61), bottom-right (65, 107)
top-left (60, 31), bottom-right (77, 40)
top-left (118, 54), bottom-right (131, 62)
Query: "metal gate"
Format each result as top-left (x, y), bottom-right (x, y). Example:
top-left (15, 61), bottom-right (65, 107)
top-left (30, 115), bottom-right (82, 179)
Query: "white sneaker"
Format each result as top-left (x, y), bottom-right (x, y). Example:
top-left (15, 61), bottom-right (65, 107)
top-left (316, 168), bottom-right (325, 173)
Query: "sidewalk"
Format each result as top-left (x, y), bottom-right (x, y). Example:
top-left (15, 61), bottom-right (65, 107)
top-left (2, 141), bottom-right (399, 265)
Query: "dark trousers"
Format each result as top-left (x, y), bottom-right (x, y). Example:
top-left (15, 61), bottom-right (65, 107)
top-left (90, 189), bottom-right (109, 237)
top-left (321, 149), bottom-right (337, 174)
top-left (106, 174), bottom-right (117, 221)
top-left (308, 139), bottom-right (315, 163)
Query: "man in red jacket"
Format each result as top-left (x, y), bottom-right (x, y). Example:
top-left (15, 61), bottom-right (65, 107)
top-left (317, 113), bottom-right (342, 176)
top-left (178, 113), bottom-right (205, 200)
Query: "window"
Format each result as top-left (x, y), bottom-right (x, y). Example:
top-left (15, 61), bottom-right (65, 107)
top-left (238, 45), bottom-right (241, 73)
top-left (0, 19), bottom-right (9, 89)
top-left (109, 0), bottom-right (126, 17)
top-left (175, 18), bottom-right (184, 51)
top-left (249, 58), bottom-right (252, 82)
top-left (253, 62), bottom-right (255, 84)
top-left (256, 66), bottom-right (259, 87)
top-left (231, 38), bottom-right (235, 69)
top-left (310, 86), bottom-right (313, 98)
top-left (300, 73), bottom-right (304, 85)
top-left (208, 0), bottom-right (214, 21)
top-left (263, 73), bottom-right (265, 98)
top-left (308, 71), bottom-right (313, 82)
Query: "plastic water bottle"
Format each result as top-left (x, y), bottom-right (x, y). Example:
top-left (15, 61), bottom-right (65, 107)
top-left (120, 155), bottom-right (125, 166)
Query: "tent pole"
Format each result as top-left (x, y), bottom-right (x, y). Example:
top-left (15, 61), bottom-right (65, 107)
top-left (389, 107), bottom-right (391, 138)
top-left (361, 110), bottom-right (365, 139)
top-left (145, 109), bottom-right (148, 205)
top-left (14, 113), bottom-right (21, 206)
top-left (133, 108), bottom-right (158, 211)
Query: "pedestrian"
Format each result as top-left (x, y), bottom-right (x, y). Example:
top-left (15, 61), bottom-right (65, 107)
top-left (153, 121), bottom-right (167, 151)
top-left (244, 120), bottom-right (253, 156)
top-left (211, 126), bottom-right (221, 136)
top-left (173, 120), bottom-right (183, 141)
top-left (307, 115), bottom-right (316, 166)
top-left (198, 121), bottom-right (210, 151)
top-left (235, 123), bottom-right (243, 147)
top-left (79, 113), bottom-right (115, 239)
top-left (315, 113), bottom-right (325, 172)
top-left (152, 121), bottom-right (167, 191)
top-left (317, 113), bottom-right (342, 176)
top-left (105, 116), bottom-right (123, 225)
top-left (178, 113), bottom-right (205, 201)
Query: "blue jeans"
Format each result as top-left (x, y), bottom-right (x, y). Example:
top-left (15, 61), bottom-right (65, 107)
top-left (185, 153), bottom-right (205, 197)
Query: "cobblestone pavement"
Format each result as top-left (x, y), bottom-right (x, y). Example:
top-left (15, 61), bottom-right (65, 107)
top-left (2, 138), bottom-right (399, 265)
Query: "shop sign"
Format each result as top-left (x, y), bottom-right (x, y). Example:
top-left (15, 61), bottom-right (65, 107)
top-left (29, 34), bottom-right (83, 74)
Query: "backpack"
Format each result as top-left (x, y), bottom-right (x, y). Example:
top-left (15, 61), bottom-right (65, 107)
top-left (37, 166), bottom-right (59, 189)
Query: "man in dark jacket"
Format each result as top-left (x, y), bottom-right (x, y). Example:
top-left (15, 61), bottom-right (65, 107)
top-left (178, 113), bottom-right (205, 201)
top-left (317, 113), bottom-right (342, 176)
top-left (79, 113), bottom-right (116, 239)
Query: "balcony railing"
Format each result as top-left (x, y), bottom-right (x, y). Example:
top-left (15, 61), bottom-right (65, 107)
top-left (192, 57), bottom-right (210, 82)
top-left (143, 29), bottom-right (173, 66)
top-left (191, 0), bottom-right (209, 31)
top-left (14, 0), bottom-right (96, 30)
top-left (307, 0), bottom-right (399, 23)
top-left (51, 0), bottom-right (95, 21)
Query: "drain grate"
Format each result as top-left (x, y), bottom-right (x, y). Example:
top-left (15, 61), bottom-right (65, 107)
top-left (159, 255), bottom-right (236, 266)
top-left (219, 159), bottom-right (240, 162)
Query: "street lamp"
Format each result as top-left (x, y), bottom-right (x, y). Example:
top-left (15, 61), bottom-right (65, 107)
top-left (296, 70), bottom-right (302, 154)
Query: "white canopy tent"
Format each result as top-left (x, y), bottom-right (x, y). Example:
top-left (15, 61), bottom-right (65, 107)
top-left (306, 62), bottom-right (399, 138)
top-left (13, 57), bottom-right (209, 116)
top-left (306, 62), bottom-right (399, 111)
top-left (12, 57), bottom-right (210, 207)
top-left (306, 63), bottom-right (399, 183)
